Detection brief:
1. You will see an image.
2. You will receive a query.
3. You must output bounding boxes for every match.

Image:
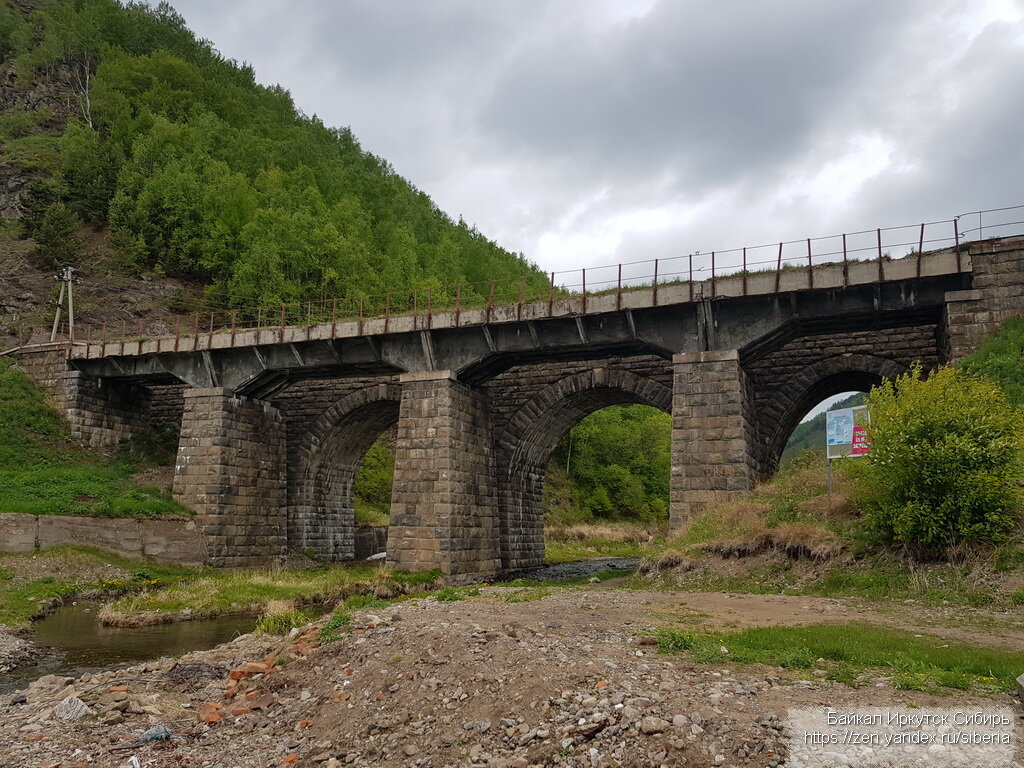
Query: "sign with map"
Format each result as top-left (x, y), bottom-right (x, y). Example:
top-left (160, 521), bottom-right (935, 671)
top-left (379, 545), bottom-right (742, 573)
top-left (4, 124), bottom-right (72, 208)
top-left (826, 405), bottom-right (870, 459)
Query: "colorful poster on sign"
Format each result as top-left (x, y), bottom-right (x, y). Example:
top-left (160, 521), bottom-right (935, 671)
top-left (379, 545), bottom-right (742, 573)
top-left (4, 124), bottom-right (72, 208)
top-left (826, 408), bottom-right (854, 446)
top-left (851, 425), bottom-right (871, 455)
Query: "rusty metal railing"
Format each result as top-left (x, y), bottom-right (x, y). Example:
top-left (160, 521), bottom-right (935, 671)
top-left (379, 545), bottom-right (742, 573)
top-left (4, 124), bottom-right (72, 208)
top-left (11, 204), bottom-right (1024, 357)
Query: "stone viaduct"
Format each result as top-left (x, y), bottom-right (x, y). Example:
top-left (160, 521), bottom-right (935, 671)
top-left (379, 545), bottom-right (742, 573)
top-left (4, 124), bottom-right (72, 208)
top-left (10, 237), bottom-right (1024, 579)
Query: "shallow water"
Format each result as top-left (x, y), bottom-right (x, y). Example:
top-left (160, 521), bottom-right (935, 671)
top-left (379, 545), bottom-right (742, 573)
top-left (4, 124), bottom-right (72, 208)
top-left (504, 556), bottom-right (638, 582)
top-left (1, 602), bottom-right (256, 693)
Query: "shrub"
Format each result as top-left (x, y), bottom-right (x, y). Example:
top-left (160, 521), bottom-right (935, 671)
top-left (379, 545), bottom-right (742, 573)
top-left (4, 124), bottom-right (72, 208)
top-left (860, 366), bottom-right (1024, 551)
top-left (32, 202), bottom-right (81, 269)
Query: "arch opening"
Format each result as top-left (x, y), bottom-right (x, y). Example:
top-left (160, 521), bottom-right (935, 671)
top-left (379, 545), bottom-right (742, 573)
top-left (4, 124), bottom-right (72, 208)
top-left (497, 369), bottom-right (672, 571)
top-left (290, 385), bottom-right (401, 561)
top-left (762, 353), bottom-right (910, 474)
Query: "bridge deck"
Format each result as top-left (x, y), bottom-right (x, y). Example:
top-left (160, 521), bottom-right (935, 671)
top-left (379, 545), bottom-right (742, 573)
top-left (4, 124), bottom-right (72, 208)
top-left (69, 245), bottom-right (967, 362)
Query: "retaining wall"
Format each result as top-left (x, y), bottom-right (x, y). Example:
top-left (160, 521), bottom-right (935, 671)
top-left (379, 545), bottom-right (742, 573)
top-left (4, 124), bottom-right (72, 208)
top-left (0, 513), bottom-right (206, 564)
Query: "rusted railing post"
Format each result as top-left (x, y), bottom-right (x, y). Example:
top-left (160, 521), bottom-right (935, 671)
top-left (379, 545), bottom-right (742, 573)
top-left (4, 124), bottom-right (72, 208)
top-left (917, 223), bottom-right (924, 278)
top-left (842, 233), bottom-right (849, 286)
top-left (742, 247), bottom-right (748, 296)
top-left (711, 252), bottom-right (717, 298)
top-left (192, 313), bottom-right (199, 352)
top-left (616, 263), bottom-right (622, 311)
top-left (653, 259), bottom-right (659, 306)
top-left (953, 217), bottom-right (961, 271)
top-left (582, 268), bottom-right (587, 314)
top-left (358, 296), bottom-right (364, 335)
top-left (688, 254), bottom-right (693, 302)
top-left (331, 298), bottom-right (338, 337)
top-left (774, 243), bottom-right (783, 293)
top-left (426, 288), bottom-right (432, 329)
top-left (517, 275), bottom-right (525, 322)
top-left (876, 228), bottom-right (884, 282)
top-left (230, 309), bottom-right (237, 346)
top-left (411, 291), bottom-right (418, 330)
top-left (548, 272), bottom-right (555, 316)
top-left (279, 304), bottom-right (286, 343)
top-left (384, 293), bottom-right (392, 333)
top-left (455, 284), bottom-right (462, 327)
top-left (173, 317), bottom-right (179, 352)
top-left (806, 238), bottom-right (813, 290)
top-left (486, 280), bottom-right (495, 323)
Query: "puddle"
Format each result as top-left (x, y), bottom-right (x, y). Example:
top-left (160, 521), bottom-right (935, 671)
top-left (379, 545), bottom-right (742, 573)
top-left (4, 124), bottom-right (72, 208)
top-left (1, 602), bottom-right (256, 693)
top-left (504, 556), bottom-right (639, 583)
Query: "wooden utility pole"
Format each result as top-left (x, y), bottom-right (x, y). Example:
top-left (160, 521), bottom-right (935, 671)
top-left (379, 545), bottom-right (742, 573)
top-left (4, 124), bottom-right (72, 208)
top-left (50, 267), bottom-right (79, 342)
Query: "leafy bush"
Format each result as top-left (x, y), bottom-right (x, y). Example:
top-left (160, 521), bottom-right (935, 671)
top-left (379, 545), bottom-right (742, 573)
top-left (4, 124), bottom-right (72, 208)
top-left (859, 366), bottom-right (1024, 551)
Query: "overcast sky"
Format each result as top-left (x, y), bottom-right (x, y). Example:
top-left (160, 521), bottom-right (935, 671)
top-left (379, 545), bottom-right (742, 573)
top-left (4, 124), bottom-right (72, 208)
top-left (158, 0), bottom-right (1024, 279)
top-left (155, 1), bottom-right (1022, 419)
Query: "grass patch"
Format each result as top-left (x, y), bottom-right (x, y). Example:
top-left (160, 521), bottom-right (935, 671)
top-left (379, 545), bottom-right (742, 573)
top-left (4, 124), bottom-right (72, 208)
top-left (317, 612), bottom-right (353, 644)
top-left (254, 601), bottom-right (315, 635)
top-left (0, 359), bottom-right (187, 518)
top-left (654, 622), bottom-right (1020, 693)
top-left (503, 586), bottom-right (552, 603)
top-left (0, 546), bottom-right (195, 628)
top-left (497, 568), bottom-right (632, 589)
top-left (545, 523), bottom-right (664, 564)
top-left (101, 562), bottom-right (385, 624)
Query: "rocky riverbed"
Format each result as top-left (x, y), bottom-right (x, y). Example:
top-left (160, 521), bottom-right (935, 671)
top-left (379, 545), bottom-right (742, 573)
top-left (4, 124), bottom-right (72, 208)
top-left (2, 585), bottom-right (1021, 767)
top-left (0, 625), bottom-right (36, 675)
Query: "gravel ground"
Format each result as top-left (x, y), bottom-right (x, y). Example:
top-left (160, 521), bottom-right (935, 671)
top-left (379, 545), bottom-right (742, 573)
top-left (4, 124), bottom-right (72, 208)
top-left (0, 626), bottom-right (35, 675)
top-left (1, 586), bottom-right (1021, 768)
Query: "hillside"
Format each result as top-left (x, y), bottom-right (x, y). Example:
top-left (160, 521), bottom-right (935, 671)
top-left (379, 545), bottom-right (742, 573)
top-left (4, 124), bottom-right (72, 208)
top-left (0, 0), bottom-right (549, 349)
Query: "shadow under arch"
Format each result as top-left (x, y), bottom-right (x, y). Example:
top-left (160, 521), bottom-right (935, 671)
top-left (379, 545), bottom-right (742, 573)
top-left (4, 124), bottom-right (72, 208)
top-left (762, 353), bottom-right (911, 473)
top-left (496, 368), bottom-right (672, 571)
top-left (290, 383), bottom-right (402, 560)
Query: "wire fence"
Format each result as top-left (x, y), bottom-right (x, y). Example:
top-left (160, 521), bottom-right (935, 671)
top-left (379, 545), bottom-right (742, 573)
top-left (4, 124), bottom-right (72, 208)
top-left (14, 204), bottom-right (1024, 355)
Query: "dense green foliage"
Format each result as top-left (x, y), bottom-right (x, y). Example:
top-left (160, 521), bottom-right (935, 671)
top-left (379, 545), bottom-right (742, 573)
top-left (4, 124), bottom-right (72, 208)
top-left (353, 437), bottom-right (394, 526)
top-left (0, 358), bottom-right (185, 517)
top-left (961, 314), bottom-right (1024, 406)
top-left (544, 405), bottom-right (671, 523)
top-left (3, 0), bottom-right (547, 307)
top-left (860, 366), bottom-right (1024, 550)
top-left (780, 392), bottom-right (866, 464)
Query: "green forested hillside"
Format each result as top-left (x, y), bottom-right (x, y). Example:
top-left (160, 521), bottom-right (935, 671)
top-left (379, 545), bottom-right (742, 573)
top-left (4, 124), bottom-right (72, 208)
top-left (1, 0), bottom-right (547, 308)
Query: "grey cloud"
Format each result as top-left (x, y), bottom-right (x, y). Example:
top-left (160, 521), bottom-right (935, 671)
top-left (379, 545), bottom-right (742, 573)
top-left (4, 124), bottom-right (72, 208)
top-left (477, 1), bottom-right (925, 194)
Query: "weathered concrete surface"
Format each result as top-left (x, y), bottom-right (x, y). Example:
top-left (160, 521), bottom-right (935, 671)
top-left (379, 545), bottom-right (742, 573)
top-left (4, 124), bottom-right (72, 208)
top-left (0, 513), bottom-right (37, 553)
top-left (0, 513), bottom-right (205, 564)
top-left (37, 515), bottom-right (142, 559)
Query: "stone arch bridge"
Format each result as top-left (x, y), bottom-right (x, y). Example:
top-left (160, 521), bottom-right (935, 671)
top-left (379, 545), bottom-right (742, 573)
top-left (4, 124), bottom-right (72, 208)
top-left (11, 238), bottom-right (1024, 578)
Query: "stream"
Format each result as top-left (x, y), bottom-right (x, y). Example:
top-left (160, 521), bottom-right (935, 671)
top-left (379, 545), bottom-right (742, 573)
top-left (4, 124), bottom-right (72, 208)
top-left (1, 557), bottom-right (637, 694)
top-left (1, 603), bottom-right (256, 694)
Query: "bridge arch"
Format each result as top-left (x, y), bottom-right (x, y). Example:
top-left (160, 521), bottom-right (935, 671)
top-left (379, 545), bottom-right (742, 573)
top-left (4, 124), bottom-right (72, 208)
top-left (290, 383), bottom-right (402, 560)
top-left (496, 368), bottom-right (672, 570)
top-left (761, 353), bottom-right (911, 472)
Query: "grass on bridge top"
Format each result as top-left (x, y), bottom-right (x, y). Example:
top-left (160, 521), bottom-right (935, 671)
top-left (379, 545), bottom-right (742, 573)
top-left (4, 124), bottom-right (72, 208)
top-left (0, 358), bottom-right (187, 518)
